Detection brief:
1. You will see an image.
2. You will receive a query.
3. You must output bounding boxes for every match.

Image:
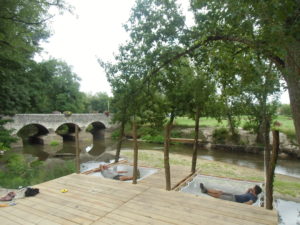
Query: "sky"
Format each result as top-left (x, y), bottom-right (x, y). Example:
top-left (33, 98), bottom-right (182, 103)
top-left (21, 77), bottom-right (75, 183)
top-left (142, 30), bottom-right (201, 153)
top-left (39, 0), bottom-right (290, 103)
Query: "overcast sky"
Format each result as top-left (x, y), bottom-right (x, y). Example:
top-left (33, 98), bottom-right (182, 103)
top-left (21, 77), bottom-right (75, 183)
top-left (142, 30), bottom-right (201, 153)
top-left (39, 0), bottom-right (290, 103)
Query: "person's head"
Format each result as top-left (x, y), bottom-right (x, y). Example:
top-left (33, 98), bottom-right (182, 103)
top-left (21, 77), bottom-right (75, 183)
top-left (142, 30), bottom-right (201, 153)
top-left (254, 185), bottom-right (262, 195)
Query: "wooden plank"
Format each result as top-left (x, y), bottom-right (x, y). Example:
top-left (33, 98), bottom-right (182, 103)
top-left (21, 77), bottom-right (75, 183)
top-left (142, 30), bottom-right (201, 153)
top-left (131, 192), bottom-right (268, 225)
top-left (1, 204), bottom-right (60, 225)
top-left (0, 208), bottom-right (34, 225)
top-left (0, 215), bottom-right (23, 225)
top-left (119, 201), bottom-right (210, 225)
top-left (125, 200), bottom-right (250, 225)
top-left (47, 177), bottom-right (134, 201)
top-left (38, 181), bottom-right (122, 209)
top-left (30, 195), bottom-right (99, 222)
top-left (170, 138), bottom-right (197, 143)
top-left (19, 196), bottom-right (95, 225)
top-left (111, 208), bottom-right (176, 225)
top-left (54, 175), bottom-right (147, 195)
top-left (67, 174), bottom-right (148, 192)
top-left (106, 211), bottom-right (152, 225)
top-left (35, 190), bottom-right (110, 217)
top-left (16, 203), bottom-right (78, 225)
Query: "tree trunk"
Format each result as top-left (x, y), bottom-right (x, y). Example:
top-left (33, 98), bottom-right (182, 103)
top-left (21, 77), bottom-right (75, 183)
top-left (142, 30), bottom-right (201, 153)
top-left (265, 130), bottom-right (280, 210)
top-left (132, 119), bottom-right (139, 184)
top-left (191, 107), bottom-right (200, 173)
top-left (227, 113), bottom-right (236, 137)
top-left (256, 121), bottom-right (264, 144)
top-left (164, 113), bottom-right (174, 191)
top-left (283, 41), bottom-right (300, 149)
top-left (115, 121), bottom-right (125, 163)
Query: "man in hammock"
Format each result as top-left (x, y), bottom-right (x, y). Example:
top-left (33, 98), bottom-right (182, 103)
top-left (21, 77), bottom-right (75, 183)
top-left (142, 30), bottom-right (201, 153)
top-left (89, 164), bottom-right (140, 181)
top-left (200, 183), bottom-right (262, 205)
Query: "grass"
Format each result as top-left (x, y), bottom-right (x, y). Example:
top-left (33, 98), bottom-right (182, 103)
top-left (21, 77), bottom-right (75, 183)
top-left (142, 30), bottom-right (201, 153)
top-left (174, 116), bottom-right (296, 138)
top-left (174, 117), bottom-right (227, 127)
top-left (121, 149), bottom-right (300, 198)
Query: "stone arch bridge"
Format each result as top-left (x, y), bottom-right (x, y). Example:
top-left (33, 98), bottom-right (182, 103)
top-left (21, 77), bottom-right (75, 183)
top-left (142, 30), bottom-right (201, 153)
top-left (5, 114), bottom-right (113, 134)
top-left (4, 114), bottom-right (115, 145)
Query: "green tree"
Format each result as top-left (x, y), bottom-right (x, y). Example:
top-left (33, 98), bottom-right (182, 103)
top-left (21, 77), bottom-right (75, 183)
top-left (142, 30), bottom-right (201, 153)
top-left (187, 0), bottom-right (300, 147)
top-left (29, 59), bottom-right (85, 113)
top-left (0, 0), bottom-right (69, 148)
top-left (278, 104), bottom-right (292, 117)
top-left (0, 0), bottom-right (69, 114)
top-left (85, 92), bottom-right (110, 113)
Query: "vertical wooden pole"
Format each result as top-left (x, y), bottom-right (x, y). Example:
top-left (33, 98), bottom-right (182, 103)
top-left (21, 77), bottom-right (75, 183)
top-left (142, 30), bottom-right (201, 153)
top-left (266, 130), bottom-right (280, 210)
top-left (191, 107), bottom-right (200, 173)
top-left (132, 118), bottom-right (138, 184)
top-left (263, 119), bottom-right (271, 208)
top-left (75, 125), bottom-right (80, 174)
top-left (164, 113), bottom-right (174, 191)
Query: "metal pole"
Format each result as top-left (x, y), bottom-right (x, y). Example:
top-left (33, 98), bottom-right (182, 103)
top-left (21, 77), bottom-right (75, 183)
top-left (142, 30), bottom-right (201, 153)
top-left (75, 125), bottom-right (80, 174)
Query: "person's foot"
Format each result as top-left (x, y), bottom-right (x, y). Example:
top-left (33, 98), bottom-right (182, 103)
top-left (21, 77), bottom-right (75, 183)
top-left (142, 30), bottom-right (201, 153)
top-left (200, 183), bottom-right (207, 193)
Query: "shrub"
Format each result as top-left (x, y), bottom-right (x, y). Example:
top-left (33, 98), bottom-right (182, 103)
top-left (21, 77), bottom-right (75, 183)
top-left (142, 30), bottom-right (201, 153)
top-left (212, 127), bottom-right (229, 144)
top-left (50, 141), bottom-right (59, 147)
top-left (141, 134), bottom-right (164, 144)
top-left (63, 111), bottom-right (72, 117)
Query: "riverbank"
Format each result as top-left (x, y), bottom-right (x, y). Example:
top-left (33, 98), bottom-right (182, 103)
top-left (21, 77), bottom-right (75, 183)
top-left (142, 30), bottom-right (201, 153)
top-left (120, 149), bottom-right (300, 201)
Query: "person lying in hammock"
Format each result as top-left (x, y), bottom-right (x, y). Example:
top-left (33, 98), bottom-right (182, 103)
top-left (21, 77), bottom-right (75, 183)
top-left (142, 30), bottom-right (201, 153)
top-left (200, 183), bottom-right (262, 205)
top-left (88, 164), bottom-right (140, 181)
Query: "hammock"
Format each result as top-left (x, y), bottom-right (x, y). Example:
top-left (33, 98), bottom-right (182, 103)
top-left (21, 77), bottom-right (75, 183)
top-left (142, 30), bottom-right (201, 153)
top-left (81, 161), bottom-right (158, 182)
top-left (180, 174), bottom-right (264, 206)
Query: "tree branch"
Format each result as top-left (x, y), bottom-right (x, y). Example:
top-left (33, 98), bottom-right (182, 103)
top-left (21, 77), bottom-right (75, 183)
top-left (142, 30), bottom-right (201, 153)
top-left (151, 35), bottom-right (285, 77)
top-left (0, 15), bottom-right (54, 25)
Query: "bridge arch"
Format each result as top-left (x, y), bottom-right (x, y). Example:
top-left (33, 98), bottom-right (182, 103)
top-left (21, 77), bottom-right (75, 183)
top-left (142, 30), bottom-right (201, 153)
top-left (17, 123), bottom-right (49, 145)
top-left (86, 121), bottom-right (106, 139)
top-left (55, 123), bottom-right (82, 141)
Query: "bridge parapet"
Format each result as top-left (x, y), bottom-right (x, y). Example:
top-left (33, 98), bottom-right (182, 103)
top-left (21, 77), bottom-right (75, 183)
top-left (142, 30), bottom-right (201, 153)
top-left (4, 113), bottom-right (113, 134)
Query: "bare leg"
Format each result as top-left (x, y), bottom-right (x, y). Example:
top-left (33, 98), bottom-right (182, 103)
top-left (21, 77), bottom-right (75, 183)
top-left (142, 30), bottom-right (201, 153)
top-left (200, 183), bottom-right (223, 198)
top-left (206, 189), bottom-right (223, 198)
top-left (119, 176), bottom-right (133, 181)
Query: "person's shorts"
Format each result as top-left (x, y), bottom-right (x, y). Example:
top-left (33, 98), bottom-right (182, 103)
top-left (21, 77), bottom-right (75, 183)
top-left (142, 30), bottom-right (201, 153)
top-left (219, 193), bottom-right (236, 202)
top-left (113, 175), bottom-right (122, 180)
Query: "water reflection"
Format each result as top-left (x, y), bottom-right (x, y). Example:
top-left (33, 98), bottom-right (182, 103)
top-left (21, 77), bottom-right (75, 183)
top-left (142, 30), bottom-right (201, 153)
top-left (87, 140), bottom-right (106, 156)
top-left (22, 143), bottom-right (49, 161)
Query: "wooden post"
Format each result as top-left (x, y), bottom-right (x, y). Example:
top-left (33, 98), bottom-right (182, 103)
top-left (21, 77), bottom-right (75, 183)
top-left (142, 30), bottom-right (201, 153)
top-left (265, 130), bottom-right (280, 210)
top-left (164, 113), bottom-right (174, 191)
top-left (263, 119), bottom-right (271, 208)
top-left (75, 125), bottom-right (80, 174)
top-left (132, 118), bottom-right (138, 184)
top-left (191, 107), bottom-right (200, 173)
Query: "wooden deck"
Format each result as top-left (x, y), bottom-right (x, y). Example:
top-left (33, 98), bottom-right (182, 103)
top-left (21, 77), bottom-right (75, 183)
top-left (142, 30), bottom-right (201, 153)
top-left (1, 173), bottom-right (277, 225)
